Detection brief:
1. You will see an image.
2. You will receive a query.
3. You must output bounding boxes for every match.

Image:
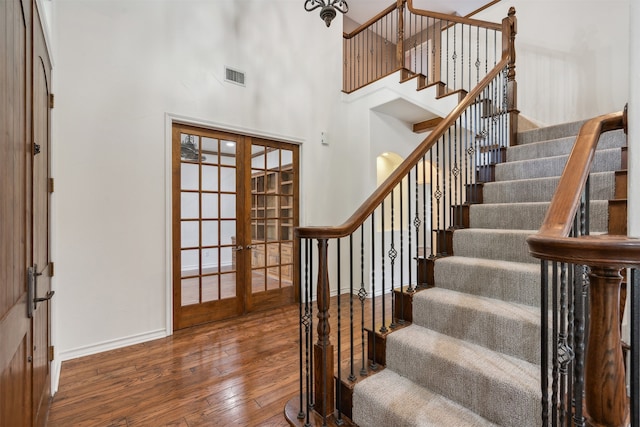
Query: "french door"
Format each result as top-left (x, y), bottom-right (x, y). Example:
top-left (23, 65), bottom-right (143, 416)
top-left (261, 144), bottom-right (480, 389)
top-left (172, 124), bottom-right (298, 330)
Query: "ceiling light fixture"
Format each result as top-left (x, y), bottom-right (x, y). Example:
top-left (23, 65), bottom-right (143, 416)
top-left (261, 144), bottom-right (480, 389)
top-left (304, 0), bottom-right (348, 27)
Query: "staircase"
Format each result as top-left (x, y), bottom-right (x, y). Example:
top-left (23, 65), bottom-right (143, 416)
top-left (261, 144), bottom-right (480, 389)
top-left (351, 122), bottom-right (627, 426)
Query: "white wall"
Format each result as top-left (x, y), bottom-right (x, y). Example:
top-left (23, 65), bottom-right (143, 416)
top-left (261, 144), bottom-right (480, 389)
top-left (477, 0), bottom-right (630, 126)
top-left (51, 0), bottom-right (346, 382)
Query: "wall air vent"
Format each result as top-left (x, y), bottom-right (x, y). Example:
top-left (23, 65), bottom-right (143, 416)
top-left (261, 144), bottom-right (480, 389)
top-left (225, 66), bottom-right (246, 87)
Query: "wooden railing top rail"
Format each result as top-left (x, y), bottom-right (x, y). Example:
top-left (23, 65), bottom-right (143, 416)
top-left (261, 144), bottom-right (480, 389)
top-left (405, 0), bottom-right (502, 31)
top-left (296, 56), bottom-right (509, 240)
top-left (527, 109), bottom-right (640, 268)
top-left (343, 0), bottom-right (501, 40)
top-left (343, 3), bottom-right (397, 39)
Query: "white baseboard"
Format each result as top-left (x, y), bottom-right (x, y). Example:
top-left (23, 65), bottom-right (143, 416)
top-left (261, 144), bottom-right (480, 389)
top-left (57, 328), bottom-right (168, 364)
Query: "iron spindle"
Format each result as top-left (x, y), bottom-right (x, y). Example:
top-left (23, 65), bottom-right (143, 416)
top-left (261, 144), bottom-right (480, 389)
top-left (552, 261), bottom-right (559, 427)
top-left (304, 240), bottom-right (312, 425)
top-left (336, 239), bottom-right (343, 423)
top-left (390, 188), bottom-right (398, 328)
top-left (573, 263), bottom-right (586, 427)
top-left (429, 148), bottom-right (435, 257)
top-left (399, 180), bottom-right (405, 318)
top-left (381, 201), bottom-right (387, 333)
top-left (309, 240), bottom-right (314, 412)
top-left (446, 21), bottom-right (449, 89)
top-left (461, 24), bottom-right (464, 91)
top-left (370, 215), bottom-right (377, 370)
top-left (559, 263), bottom-right (571, 426)
top-left (541, 260), bottom-right (550, 426)
top-left (445, 128), bottom-right (451, 236)
top-left (422, 156), bottom-right (427, 284)
top-left (298, 237), bottom-right (305, 420)
top-left (453, 23), bottom-right (457, 90)
top-left (632, 268), bottom-right (639, 426)
top-left (407, 172), bottom-right (413, 292)
top-left (414, 166), bottom-right (421, 289)
top-left (359, 227), bottom-right (367, 376)
top-left (349, 235), bottom-right (356, 382)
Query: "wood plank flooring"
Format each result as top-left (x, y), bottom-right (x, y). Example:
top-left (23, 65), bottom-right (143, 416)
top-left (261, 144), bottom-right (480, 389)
top-left (47, 294), bottom-right (394, 427)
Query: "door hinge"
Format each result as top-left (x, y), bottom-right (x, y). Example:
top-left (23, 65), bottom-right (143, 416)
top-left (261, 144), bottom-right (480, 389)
top-left (49, 262), bottom-right (54, 277)
top-left (48, 177), bottom-right (54, 193)
top-left (33, 142), bottom-right (41, 155)
top-left (49, 93), bottom-right (54, 109)
top-left (49, 346), bottom-right (55, 362)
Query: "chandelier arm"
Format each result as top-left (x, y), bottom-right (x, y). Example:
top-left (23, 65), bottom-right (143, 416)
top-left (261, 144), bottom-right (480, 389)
top-left (304, 0), bottom-right (326, 12)
top-left (330, 0), bottom-right (348, 14)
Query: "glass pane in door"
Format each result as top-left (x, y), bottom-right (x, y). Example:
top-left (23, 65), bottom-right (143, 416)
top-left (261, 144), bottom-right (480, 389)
top-left (179, 132), bottom-right (238, 307)
top-left (249, 143), bottom-right (294, 294)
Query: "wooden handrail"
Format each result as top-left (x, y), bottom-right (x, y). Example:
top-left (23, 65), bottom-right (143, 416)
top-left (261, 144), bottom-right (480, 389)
top-left (343, 3), bottom-right (397, 39)
top-left (343, 0), bottom-right (502, 40)
top-left (296, 57), bottom-right (509, 240)
top-left (406, 0), bottom-right (502, 31)
top-left (526, 110), bottom-right (640, 264)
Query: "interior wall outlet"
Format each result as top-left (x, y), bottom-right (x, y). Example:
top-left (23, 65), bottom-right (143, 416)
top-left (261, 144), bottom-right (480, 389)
top-left (321, 131), bottom-right (329, 146)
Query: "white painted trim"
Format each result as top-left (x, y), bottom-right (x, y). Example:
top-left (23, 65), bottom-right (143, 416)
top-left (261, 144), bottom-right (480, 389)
top-left (164, 113), bottom-right (306, 335)
top-left (167, 113), bottom-right (305, 146)
top-left (35, 0), bottom-right (55, 68)
top-left (58, 329), bottom-right (167, 362)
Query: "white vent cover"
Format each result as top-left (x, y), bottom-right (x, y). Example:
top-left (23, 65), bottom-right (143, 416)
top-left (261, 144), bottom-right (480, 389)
top-left (225, 66), bottom-right (246, 86)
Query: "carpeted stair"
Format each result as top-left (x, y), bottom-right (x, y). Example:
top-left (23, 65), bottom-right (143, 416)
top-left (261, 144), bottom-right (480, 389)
top-left (352, 123), bottom-right (626, 426)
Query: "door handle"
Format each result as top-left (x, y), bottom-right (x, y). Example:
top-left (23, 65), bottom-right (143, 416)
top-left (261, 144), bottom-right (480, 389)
top-left (232, 245), bottom-right (243, 251)
top-left (246, 245), bottom-right (253, 250)
top-left (27, 264), bottom-right (53, 318)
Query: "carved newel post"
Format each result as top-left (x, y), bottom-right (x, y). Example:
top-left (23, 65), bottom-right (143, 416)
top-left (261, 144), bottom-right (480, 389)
top-left (396, 0), bottom-right (405, 69)
top-left (585, 266), bottom-right (629, 427)
top-left (501, 7), bottom-right (519, 145)
top-left (314, 239), bottom-right (334, 417)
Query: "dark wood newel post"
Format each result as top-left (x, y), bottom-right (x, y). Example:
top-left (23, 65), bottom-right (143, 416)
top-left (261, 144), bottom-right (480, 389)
top-left (396, 0), bottom-right (405, 69)
top-left (502, 7), bottom-right (519, 146)
top-left (314, 238), bottom-right (334, 417)
top-left (585, 266), bottom-right (629, 427)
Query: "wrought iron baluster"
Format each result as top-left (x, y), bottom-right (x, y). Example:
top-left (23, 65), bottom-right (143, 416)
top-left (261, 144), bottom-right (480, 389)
top-left (632, 268), bottom-right (639, 426)
top-left (573, 262), bottom-right (587, 427)
top-left (298, 238), bottom-right (308, 421)
top-left (381, 201), bottom-right (387, 333)
top-left (336, 238), bottom-right (343, 423)
top-left (541, 259), bottom-right (550, 426)
top-left (389, 188), bottom-right (398, 328)
top-left (349, 235), bottom-right (356, 382)
top-left (453, 23), bottom-right (457, 90)
top-left (452, 121), bottom-right (460, 228)
top-left (558, 262), bottom-right (573, 426)
top-left (370, 215), bottom-right (377, 370)
top-left (552, 261), bottom-right (559, 427)
top-left (414, 165), bottom-right (421, 289)
top-left (399, 180), bottom-right (405, 308)
top-left (422, 155), bottom-right (427, 285)
top-left (407, 172), bottom-right (413, 292)
top-left (359, 227), bottom-right (367, 376)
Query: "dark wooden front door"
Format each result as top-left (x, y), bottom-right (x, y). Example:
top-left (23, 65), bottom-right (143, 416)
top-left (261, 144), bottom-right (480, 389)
top-left (172, 125), bottom-right (299, 330)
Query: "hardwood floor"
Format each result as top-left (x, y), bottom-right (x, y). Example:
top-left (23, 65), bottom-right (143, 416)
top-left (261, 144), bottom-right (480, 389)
top-left (48, 293), bottom-right (395, 426)
top-left (48, 304), bottom-right (301, 427)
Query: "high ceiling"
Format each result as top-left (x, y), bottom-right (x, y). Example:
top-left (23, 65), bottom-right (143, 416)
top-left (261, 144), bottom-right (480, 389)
top-left (346, 0), bottom-right (493, 26)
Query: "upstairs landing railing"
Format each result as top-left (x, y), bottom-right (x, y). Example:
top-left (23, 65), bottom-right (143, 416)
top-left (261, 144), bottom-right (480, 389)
top-left (527, 110), bottom-right (639, 427)
top-left (343, 0), bottom-right (506, 97)
top-left (285, 8), bottom-right (518, 426)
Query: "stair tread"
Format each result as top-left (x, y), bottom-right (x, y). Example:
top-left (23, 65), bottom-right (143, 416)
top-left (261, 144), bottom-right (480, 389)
top-left (433, 256), bottom-right (541, 306)
top-left (413, 288), bottom-right (540, 363)
top-left (353, 369), bottom-right (499, 427)
top-left (385, 324), bottom-right (540, 425)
